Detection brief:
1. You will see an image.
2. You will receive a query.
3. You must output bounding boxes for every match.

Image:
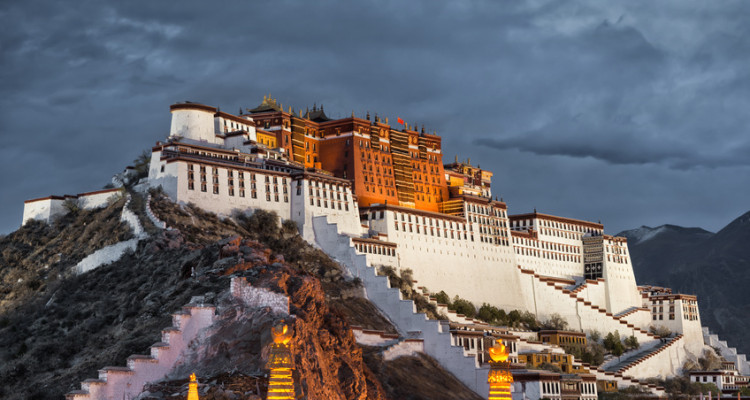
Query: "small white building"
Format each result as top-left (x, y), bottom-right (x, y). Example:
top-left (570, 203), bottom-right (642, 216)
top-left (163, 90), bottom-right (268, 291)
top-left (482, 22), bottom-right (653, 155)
top-left (511, 370), bottom-right (562, 400)
top-left (22, 188), bottom-right (123, 225)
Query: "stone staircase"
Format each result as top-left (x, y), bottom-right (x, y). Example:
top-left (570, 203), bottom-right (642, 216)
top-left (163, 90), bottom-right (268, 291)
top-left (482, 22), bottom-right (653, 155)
top-left (312, 216), bottom-right (490, 396)
top-left (65, 302), bottom-right (215, 400)
top-left (600, 335), bottom-right (683, 373)
top-left (517, 266), bottom-right (659, 345)
top-left (512, 331), bottom-right (666, 396)
top-left (615, 335), bottom-right (684, 377)
top-left (703, 327), bottom-right (750, 375)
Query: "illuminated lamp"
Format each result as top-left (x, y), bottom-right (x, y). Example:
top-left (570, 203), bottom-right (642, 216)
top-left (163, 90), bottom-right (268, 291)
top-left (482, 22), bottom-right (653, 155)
top-left (187, 373), bottom-right (199, 400)
top-left (488, 340), bottom-right (513, 400)
top-left (266, 323), bottom-right (295, 400)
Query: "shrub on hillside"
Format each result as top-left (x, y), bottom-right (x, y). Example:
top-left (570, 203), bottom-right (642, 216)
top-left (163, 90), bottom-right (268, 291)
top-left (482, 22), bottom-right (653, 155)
top-left (451, 296), bottom-right (476, 318)
top-left (541, 313), bottom-right (568, 330)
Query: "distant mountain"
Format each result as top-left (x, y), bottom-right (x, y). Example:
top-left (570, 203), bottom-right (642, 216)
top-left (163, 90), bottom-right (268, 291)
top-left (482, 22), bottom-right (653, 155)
top-left (618, 211), bottom-right (750, 358)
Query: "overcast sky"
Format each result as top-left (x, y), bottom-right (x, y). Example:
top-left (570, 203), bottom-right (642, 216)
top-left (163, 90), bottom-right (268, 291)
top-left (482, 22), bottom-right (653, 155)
top-left (2, 0), bottom-right (749, 235)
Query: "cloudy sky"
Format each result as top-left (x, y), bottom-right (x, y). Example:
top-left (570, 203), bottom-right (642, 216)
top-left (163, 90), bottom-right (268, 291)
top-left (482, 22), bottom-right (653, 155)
top-left (1, 0), bottom-right (749, 235)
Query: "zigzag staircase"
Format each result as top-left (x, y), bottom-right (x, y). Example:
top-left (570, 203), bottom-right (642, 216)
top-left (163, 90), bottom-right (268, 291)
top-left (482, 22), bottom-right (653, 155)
top-left (517, 266), bottom-right (660, 345)
top-left (65, 302), bottom-right (215, 400)
top-left (312, 216), bottom-right (490, 396)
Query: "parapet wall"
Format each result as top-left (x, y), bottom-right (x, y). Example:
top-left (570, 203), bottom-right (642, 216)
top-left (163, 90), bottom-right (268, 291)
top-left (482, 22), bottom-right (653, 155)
top-left (230, 276), bottom-right (289, 315)
top-left (66, 303), bottom-right (215, 400)
top-left (74, 194), bottom-right (145, 275)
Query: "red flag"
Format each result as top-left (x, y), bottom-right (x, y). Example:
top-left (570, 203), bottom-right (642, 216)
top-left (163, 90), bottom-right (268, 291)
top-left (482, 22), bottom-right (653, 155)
top-left (397, 117), bottom-right (404, 125)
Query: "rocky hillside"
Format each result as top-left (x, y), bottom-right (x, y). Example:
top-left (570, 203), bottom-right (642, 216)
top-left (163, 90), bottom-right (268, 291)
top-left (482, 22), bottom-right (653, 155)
top-left (0, 190), bottom-right (481, 400)
top-left (618, 210), bottom-right (750, 356)
top-left (0, 197), bottom-right (133, 313)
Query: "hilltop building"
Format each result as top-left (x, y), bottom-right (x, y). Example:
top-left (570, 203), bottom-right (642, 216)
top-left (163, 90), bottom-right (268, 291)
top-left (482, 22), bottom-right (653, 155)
top-left (24, 97), bottom-right (750, 398)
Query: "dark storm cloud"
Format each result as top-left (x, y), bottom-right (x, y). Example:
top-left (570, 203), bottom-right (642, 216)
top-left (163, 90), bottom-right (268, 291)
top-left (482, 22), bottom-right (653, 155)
top-left (1, 0), bottom-right (749, 234)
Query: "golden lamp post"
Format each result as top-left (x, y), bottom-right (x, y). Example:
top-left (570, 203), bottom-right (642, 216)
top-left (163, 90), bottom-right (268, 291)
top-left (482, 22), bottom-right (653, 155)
top-left (187, 373), bottom-right (199, 400)
top-left (488, 340), bottom-right (513, 400)
top-left (266, 323), bottom-right (295, 400)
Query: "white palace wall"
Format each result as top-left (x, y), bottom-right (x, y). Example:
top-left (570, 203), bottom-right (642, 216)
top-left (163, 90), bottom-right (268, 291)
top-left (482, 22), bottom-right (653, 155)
top-left (169, 108), bottom-right (218, 144)
top-left (602, 259), bottom-right (642, 315)
top-left (148, 153), bottom-right (362, 239)
top-left (366, 208), bottom-right (528, 312)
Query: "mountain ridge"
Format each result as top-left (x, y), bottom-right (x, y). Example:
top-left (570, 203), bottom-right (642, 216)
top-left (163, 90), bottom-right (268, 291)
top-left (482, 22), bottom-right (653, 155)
top-left (617, 210), bottom-right (750, 357)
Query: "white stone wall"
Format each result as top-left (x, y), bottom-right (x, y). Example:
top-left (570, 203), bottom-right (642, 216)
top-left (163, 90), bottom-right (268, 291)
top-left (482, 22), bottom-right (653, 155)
top-left (575, 280), bottom-right (608, 310)
top-left (170, 108), bottom-right (217, 143)
top-left (703, 328), bottom-right (750, 375)
top-left (618, 308), bottom-right (653, 331)
top-left (147, 150), bottom-right (180, 200)
top-left (77, 189), bottom-right (122, 209)
top-left (22, 189), bottom-right (122, 226)
top-left (619, 336), bottom-right (688, 379)
top-left (512, 381), bottom-right (559, 400)
top-left (22, 197), bottom-right (66, 225)
top-left (311, 215), bottom-right (491, 396)
top-left (229, 277), bottom-right (289, 315)
top-left (67, 305), bottom-right (215, 400)
top-left (74, 194), bottom-right (146, 275)
top-left (293, 178), bottom-right (361, 243)
top-left (383, 339), bottom-right (424, 361)
top-left (366, 208), bottom-right (527, 311)
top-left (603, 258), bottom-right (642, 315)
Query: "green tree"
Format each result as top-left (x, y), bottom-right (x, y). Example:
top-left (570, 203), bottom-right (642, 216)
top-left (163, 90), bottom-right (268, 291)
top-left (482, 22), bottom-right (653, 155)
top-left (520, 311), bottom-right (539, 330)
top-left (451, 296), bottom-right (476, 318)
top-left (612, 340), bottom-right (625, 359)
top-left (433, 291), bottom-right (451, 305)
top-left (476, 304), bottom-right (508, 325)
top-left (589, 330), bottom-right (601, 343)
top-left (508, 310), bottom-right (522, 326)
top-left (624, 335), bottom-right (639, 350)
top-left (604, 331), bottom-right (621, 352)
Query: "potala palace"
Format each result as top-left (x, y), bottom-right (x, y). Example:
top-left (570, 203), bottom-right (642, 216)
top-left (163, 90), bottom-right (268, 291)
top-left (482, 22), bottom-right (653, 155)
top-left (23, 97), bottom-right (750, 399)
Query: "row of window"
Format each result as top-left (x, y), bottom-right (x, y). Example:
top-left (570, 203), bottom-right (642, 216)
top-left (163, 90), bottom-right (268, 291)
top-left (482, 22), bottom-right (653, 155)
top-left (187, 180), bottom-right (289, 203)
top-left (353, 242), bottom-right (395, 257)
top-left (513, 237), bottom-right (582, 254)
top-left (513, 247), bottom-right (582, 262)
top-left (395, 221), bottom-right (471, 240)
top-left (468, 204), bottom-right (506, 218)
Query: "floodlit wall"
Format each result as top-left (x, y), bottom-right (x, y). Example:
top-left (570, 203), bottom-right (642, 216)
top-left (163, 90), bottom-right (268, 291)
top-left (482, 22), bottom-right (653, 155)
top-left (368, 208), bottom-right (527, 311)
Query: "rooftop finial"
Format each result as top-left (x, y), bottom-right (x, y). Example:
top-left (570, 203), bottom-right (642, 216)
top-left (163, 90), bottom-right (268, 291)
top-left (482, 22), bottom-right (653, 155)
top-left (421, 125), bottom-right (425, 133)
top-left (366, 111), bottom-right (370, 121)
top-left (374, 113), bottom-right (379, 123)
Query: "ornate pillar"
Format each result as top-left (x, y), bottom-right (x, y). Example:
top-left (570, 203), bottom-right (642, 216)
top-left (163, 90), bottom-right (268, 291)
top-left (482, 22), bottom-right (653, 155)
top-left (187, 373), bottom-right (199, 400)
top-left (488, 340), bottom-right (513, 400)
top-left (266, 323), bottom-right (295, 400)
